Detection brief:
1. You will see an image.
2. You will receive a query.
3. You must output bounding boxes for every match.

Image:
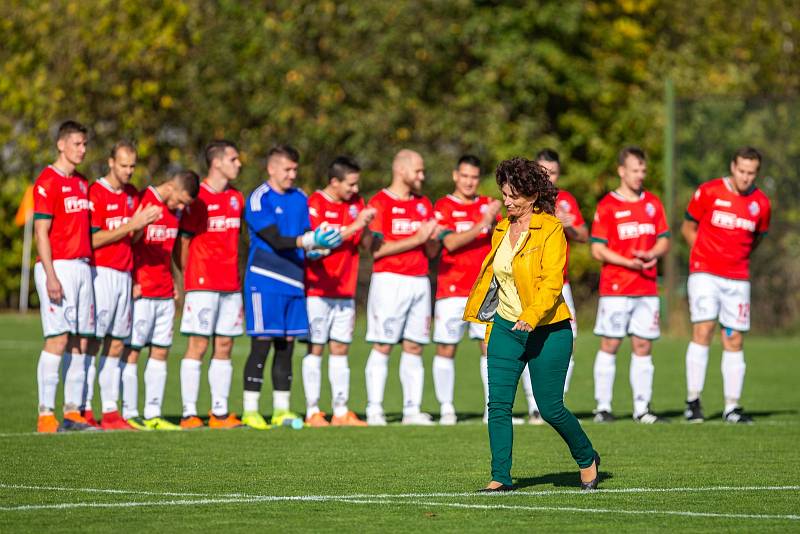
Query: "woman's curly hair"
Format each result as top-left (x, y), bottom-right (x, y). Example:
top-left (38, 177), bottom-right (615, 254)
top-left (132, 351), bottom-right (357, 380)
top-left (495, 157), bottom-right (557, 216)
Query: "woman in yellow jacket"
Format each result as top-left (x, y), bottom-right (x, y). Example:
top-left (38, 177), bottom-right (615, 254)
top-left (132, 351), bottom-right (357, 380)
top-left (464, 157), bottom-right (599, 492)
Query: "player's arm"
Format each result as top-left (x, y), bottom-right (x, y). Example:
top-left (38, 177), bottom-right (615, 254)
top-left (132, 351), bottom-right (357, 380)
top-left (564, 223), bottom-right (589, 243)
top-left (591, 240), bottom-right (649, 271)
top-left (256, 224), bottom-right (342, 251)
top-left (681, 218), bottom-right (699, 249)
top-left (92, 204), bottom-right (161, 248)
top-left (340, 207), bottom-right (377, 241)
top-left (174, 234), bottom-right (190, 272)
top-left (372, 219), bottom-right (439, 259)
top-left (33, 218), bottom-right (63, 303)
top-left (442, 199), bottom-right (502, 253)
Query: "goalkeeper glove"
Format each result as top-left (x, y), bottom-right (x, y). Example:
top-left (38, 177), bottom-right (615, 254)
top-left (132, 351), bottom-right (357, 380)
top-left (300, 225), bottom-right (343, 250)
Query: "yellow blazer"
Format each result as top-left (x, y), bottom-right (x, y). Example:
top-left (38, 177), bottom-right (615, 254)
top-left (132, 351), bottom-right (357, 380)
top-left (463, 211), bottom-right (572, 337)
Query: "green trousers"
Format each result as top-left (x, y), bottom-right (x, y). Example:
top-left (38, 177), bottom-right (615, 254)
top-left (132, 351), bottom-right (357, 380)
top-left (487, 316), bottom-right (595, 486)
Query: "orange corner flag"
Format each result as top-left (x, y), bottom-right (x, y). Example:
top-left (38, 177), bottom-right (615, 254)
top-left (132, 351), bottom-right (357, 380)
top-left (14, 185), bottom-right (34, 226)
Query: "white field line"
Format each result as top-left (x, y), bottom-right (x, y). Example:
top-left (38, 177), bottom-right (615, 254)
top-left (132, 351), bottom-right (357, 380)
top-left (1, 494), bottom-right (799, 522)
top-left (2, 483), bottom-right (799, 500)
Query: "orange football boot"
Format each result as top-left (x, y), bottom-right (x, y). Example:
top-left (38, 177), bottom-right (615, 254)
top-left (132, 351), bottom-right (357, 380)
top-left (305, 412), bottom-right (330, 427)
top-left (37, 414), bottom-right (59, 433)
top-left (208, 412), bottom-right (243, 429)
top-left (180, 415), bottom-right (204, 429)
top-left (330, 411), bottom-right (368, 427)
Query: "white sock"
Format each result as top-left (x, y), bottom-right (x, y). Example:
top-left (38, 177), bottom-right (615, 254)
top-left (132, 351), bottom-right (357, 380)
top-left (480, 355), bottom-right (489, 417)
top-left (593, 350), bottom-right (616, 412)
top-left (629, 354), bottom-right (655, 417)
top-left (521, 364), bottom-right (539, 414)
top-left (98, 355), bottom-right (121, 413)
top-left (37, 351), bottom-right (61, 414)
top-left (120, 361), bottom-right (139, 419)
top-left (243, 390), bottom-right (261, 413)
top-left (365, 349), bottom-right (389, 415)
top-left (329, 355), bottom-right (350, 417)
top-left (686, 342), bottom-right (709, 401)
top-left (273, 390), bottom-right (290, 412)
top-left (62, 353), bottom-right (86, 412)
top-left (180, 358), bottom-right (202, 417)
top-left (400, 352), bottom-right (424, 416)
top-left (302, 354), bottom-right (322, 417)
top-left (564, 357), bottom-right (575, 394)
top-left (208, 358), bottom-right (233, 417)
top-left (84, 355), bottom-right (96, 409)
top-left (432, 356), bottom-right (455, 414)
top-left (722, 350), bottom-right (746, 413)
top-left (143, 359), bottom-right (167, 420)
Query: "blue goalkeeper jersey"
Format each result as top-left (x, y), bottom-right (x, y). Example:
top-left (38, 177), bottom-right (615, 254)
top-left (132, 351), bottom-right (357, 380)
top-left (245, 182), bottom-right (310, 296)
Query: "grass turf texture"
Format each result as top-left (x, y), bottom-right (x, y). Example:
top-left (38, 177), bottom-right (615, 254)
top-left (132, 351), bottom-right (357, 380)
top-left (0, 312), bottom-right (798, 532)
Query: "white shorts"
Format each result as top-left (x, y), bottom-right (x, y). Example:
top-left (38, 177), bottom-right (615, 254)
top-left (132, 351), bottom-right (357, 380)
top-left (34, 259), bottom-right (95, 338)
top-left (128, 298), bottom-right (175, 349)
top-left (433, 296), bottom-right (486, 345)
top-left (366, 272), bottom-right (431, 345)
top-left (180, 291), bottom-right (244, 337)
top-left (306, 296), bottom-right (356, 345)
top-left (593, 296), bottom-right (660, 340)
top-left (562, 281), bottom-right (578, 339)
top-left (92, 266), bottom-right (132, 339)
top-left (688, 272), bottom-right (751, 332)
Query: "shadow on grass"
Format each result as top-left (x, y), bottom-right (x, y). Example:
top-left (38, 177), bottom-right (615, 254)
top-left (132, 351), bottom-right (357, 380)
top-left (514, 469), bottom-right (613, 489)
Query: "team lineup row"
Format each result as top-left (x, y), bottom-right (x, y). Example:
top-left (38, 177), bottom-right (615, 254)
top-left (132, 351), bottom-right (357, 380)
top-left (31, 120), bottom-right (771, 432)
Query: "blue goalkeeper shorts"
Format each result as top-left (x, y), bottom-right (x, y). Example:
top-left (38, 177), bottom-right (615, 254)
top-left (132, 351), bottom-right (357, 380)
top-left (245, 290), bottom-right (308, 338)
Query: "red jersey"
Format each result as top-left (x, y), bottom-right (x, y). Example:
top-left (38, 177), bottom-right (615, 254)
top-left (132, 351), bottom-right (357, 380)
top-left (89, 178), bottom-right (139, 272)
top-left (33, 165), bottom-right (92, 261)
top-left (305, 191), bottom-right (366, 298)
top-left (132, 186), bottom-right (179, 298)
top-left (686, 177), bottom-right (770, 280)
top-left (433, 194), bottom-right (498, 299)
top-left (368, 189), bottom-right (433, 277)
top-left (179, 181), bottom-right (243, 292)
top-left (591, 190), bottom-right (669, 296)
top-left (556, 190), bottom-right (586, 283)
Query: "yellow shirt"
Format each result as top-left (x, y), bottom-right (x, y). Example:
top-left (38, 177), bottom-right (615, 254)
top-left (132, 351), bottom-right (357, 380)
top-left (493, 229), bottom-right (527, 322)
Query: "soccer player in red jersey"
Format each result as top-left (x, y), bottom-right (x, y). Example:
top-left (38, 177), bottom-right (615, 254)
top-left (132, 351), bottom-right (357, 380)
top-left (121, 171), bottom-right (199, 431)
top-left (517, 149), bottom-right (590, 424)
top-left (177, 141), bottom-right (245, 430)
top-left (681, 147), bottom-right (771, 424)
top-left (32, 121), bottom-right (95, 432)
top-left (590, 147), bottom-right (670, 424)
top-left (85, 141), bottom-right (160, 430)
top-left (302, 156), bottom-right (376, 427)
top-left (364, 149), bottom-right (443, 426)
top-left (431, 155), bottom-right (501, 425)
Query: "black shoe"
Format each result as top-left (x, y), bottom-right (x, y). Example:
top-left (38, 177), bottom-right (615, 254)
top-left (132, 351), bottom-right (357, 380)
top-left (581, 452), bottom-right (601, 491)
top-left (723, 407), bottom-right (753, 424)
top-left (593, 410), bottom-right (615, 423)
top-left (476, 484), bottom-right (516, 493)
top-left (684, 399), bottom-right (704, 423)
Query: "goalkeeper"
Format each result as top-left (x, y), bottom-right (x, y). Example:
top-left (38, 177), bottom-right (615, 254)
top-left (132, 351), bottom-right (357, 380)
top-left (241, 145), bottom-right (343, 429)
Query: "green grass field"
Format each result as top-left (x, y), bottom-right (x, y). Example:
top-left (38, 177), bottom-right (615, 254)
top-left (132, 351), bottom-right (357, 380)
top-left (1, 312), bottom-right (799, 532)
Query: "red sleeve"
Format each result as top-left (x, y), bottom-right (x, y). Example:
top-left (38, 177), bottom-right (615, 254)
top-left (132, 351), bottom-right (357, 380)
top-left (757, 196), bottom-right (771, 234)
top-left (33, 173), bottom-right (56, 217)
top-left (307, 194), bottom-right (324, 230)
top-left (590, 200), bottom-right (609, 242)
top-left (179, 200), bottom-right (204, 235)
top-left (89, 184), bottom-right (104, 229)
top-left (434, 199), bottom-right (454, 231)
top-left (568, 194), bottom-right (585, 227)
top-left (368, 195), bottom-right (384, 235)
top-left (655, 198), bottom-right (670, 236)
top-left (686, 184), bottom-right (707, 222)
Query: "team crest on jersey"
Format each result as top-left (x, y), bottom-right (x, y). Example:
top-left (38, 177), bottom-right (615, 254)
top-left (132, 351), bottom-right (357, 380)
top-left (748, 201), bottom-right (760, 216)
top-left (416, 203), bottom-right (427, 217)
top-left (479, 203), bottom-right (489, 213)
top-left (78, 181), bottom-right (87, 194)
top-left (559, 199), bottom-right (571, 212)
top-left (349, 205), bottom-right (359, 219)
top-left (230, 196), bottom-right (239, 210)
top-left (309, 207), bottom-right (318, 217)
top-left (645, 202), bottom-right (656, 217)
top-left (127, 196), bottom-right (134, 209)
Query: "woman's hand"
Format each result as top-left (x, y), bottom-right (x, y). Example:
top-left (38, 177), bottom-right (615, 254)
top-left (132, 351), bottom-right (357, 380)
top-left (511, 320), bottom-right (533, 332)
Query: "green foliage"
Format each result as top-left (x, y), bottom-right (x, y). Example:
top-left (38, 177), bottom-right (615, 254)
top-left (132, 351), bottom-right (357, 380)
top-left (0, 0), bottom-right (798, 328)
